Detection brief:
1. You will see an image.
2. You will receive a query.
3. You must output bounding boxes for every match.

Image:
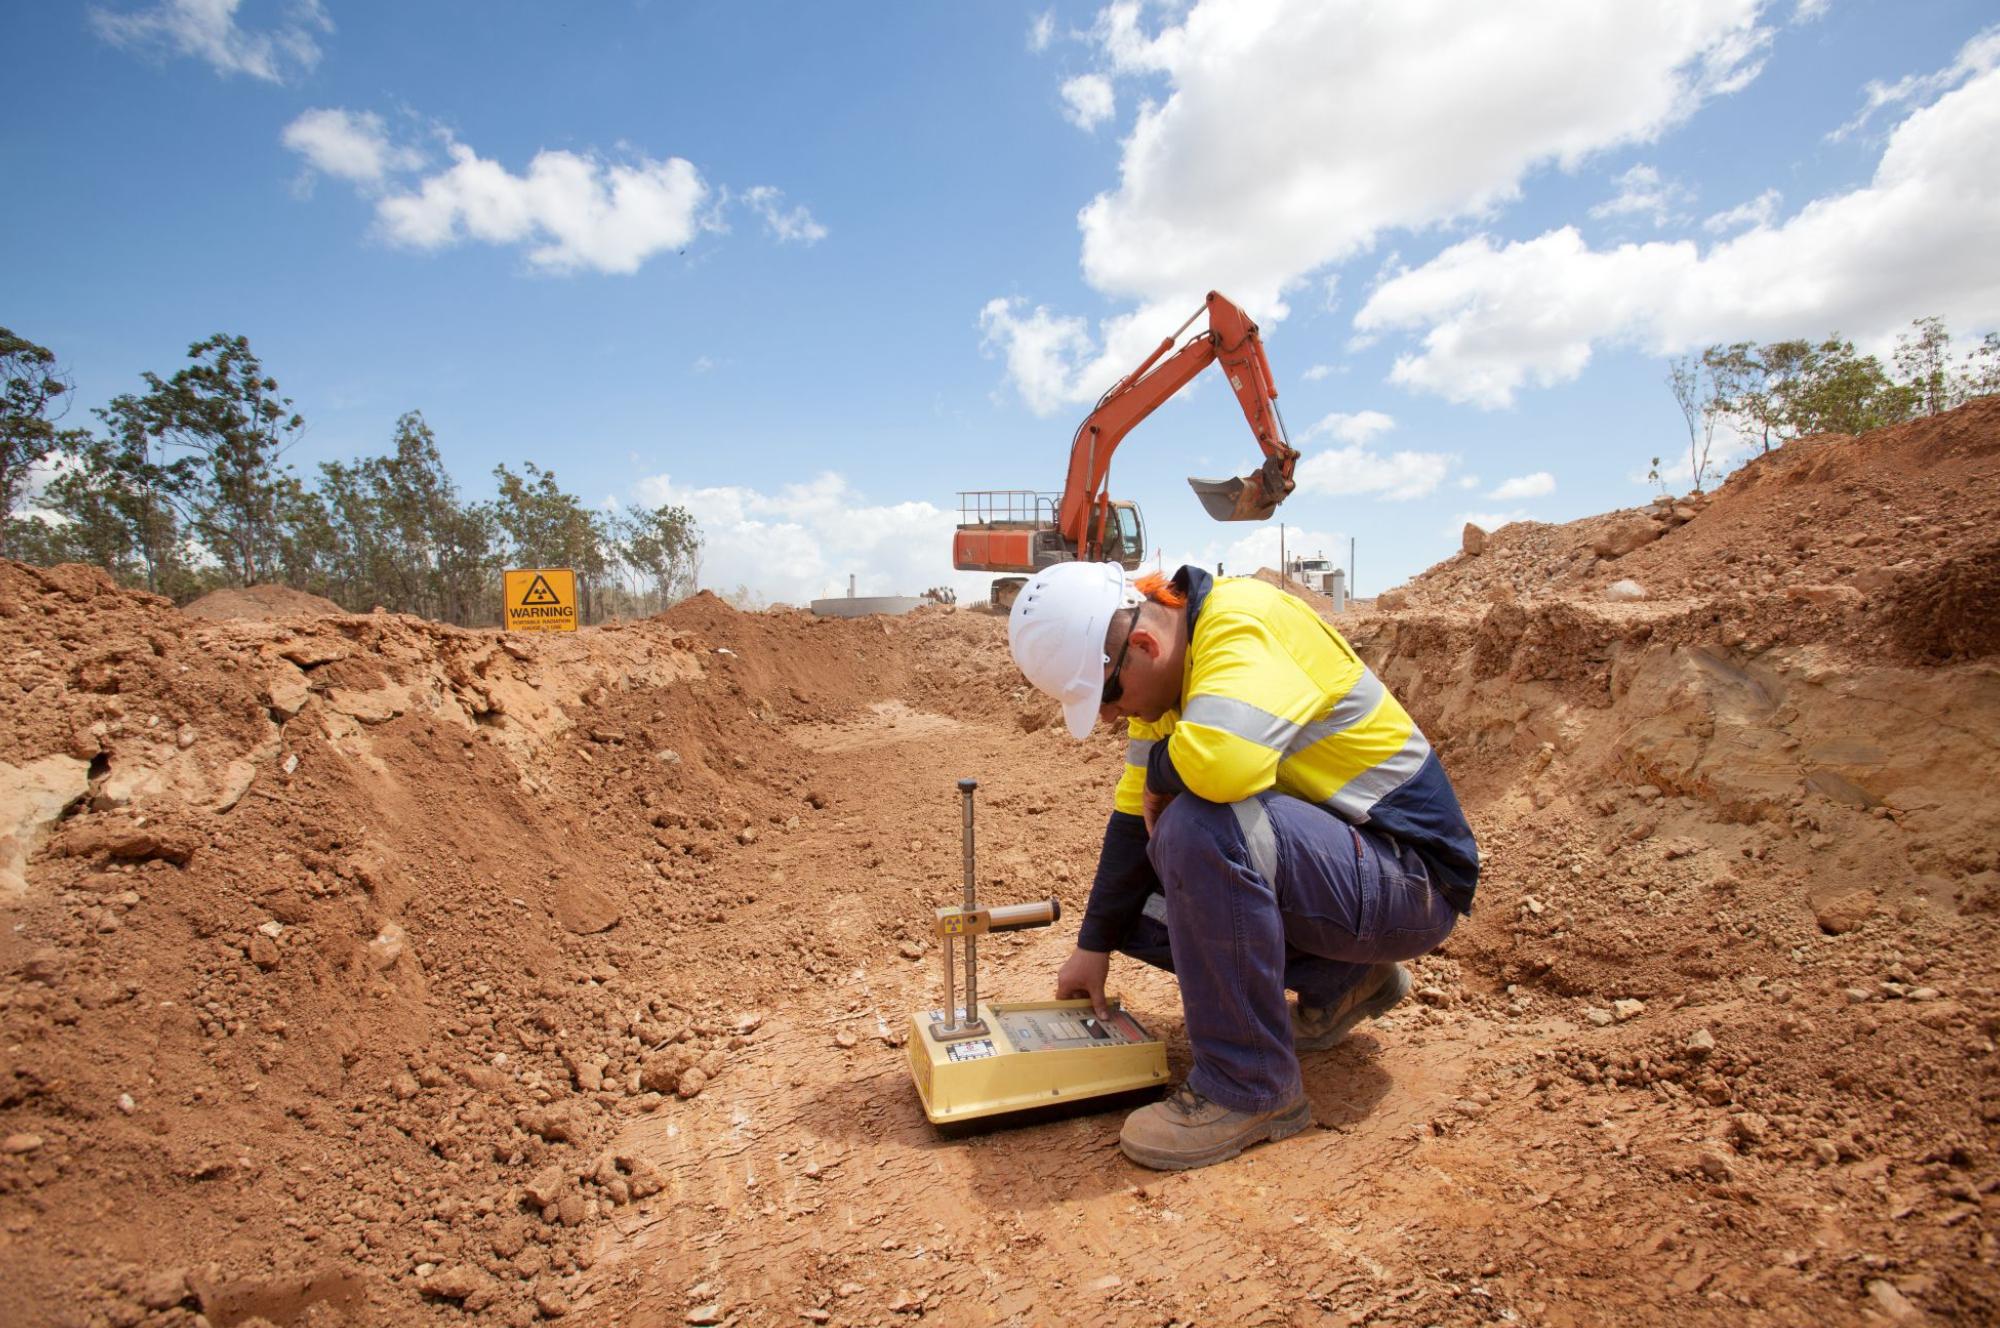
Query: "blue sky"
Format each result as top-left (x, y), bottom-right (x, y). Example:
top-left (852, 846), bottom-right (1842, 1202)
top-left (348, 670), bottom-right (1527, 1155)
top-left (6, 1), bottom-right (1997, 604)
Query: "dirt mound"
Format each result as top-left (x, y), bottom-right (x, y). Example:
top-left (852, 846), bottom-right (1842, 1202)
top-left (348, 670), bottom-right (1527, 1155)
top-left (1251, 565), bottom-right (1342, 617)
top-left (1389, 395), bottom-right (2000, 662)
top-left (182, 583), bottom-right (348, 621)
top-left (1, 403), bottom-right (1998, 1327)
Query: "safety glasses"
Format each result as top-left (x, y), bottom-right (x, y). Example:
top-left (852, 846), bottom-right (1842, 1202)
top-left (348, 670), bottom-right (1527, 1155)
top-left (1101, 603), bottom-right (1143, 705)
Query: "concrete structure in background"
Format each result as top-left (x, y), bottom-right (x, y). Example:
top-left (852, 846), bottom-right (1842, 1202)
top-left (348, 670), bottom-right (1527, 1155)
top-left (811, 574), bottom-right (924, 618)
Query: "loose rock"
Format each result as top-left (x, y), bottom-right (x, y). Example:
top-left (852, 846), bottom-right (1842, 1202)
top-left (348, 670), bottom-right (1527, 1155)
top-left (1866, 1279), bottom-right (1923, 1324)
top-left (1591, 517), bottom-right (1664, 559)
top-left (1812, 889), bottom-right (1875, 936)
top-left (523, 1165), bottom-right (568, 1209)
top-left (365, 923), bottom-right (406, 970)
top-left (1729, 1112), bottom-right (1771, 1150)
top-left (19, 948), bottom-right (65, 985)
top-left (247, 935), bottom-right (281, 971)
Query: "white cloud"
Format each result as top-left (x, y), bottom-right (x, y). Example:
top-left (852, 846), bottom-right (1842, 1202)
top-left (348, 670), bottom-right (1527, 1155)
top-left (1702, 187), bottom-right (1780, 233)
top-left (1829, 22), bottom-right (1999, 142)
top-left (1356, 52), bottom-right (2000, 407)
top-left (1076, 0), bottom-right (1766, 308)
top-left (283, 113), bottom-right (762, 276)
top-left (985, 0), bottom-right (1771, 409)
top-left (280, 109), bottom-right (423, 187)
top-left (1029, 10), bottom-right (1056, 53)
top-left (371, 141), bottom-right (711, 274)
top-left (1307, 410), bottom-right (1396, 446)
top-left (1459, 510), bottom-right (1530, 534)
top-left (1300, 364), bottom-right (1334, 382)
top-left (1290, 410), bottom-right (1449, 501)
top-left (1296, 444), bottom-right (1453, 502)
top-left (1643, 411), bottom-right (1762, 489)
top-left (742, 185), bottom-right (828, 245)
top-left (91, 0), bottom-right (329, 83)
top-left (631, 471), bottom-right (988, 605)
top-left (1489, 471), bottom-right (1556, 500)
top-left (1792, 0), bottom-right (1829, 22)
top-left (1061, 74), bottom-right (1117, 131)
top-left (976, 297), bottom-right (1100, 416)
top-left (1357, 229), bottom-right (1682, 406)
top-left (1588, 164), bottom-right (1691, 227)
top-left (1457, 475), bottom-right (1481, 491)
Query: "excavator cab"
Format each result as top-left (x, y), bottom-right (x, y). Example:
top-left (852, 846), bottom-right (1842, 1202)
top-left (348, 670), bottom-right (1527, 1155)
top-left (1103, 501), bottom-right (1147, 568)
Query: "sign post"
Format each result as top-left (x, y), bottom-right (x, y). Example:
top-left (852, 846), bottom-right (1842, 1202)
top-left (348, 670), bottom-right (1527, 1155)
top-left (503, 568), bottom-right (578, 632)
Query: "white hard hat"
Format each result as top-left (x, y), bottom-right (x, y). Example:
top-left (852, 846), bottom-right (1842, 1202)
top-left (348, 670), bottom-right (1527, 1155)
top-left (1008, 561), bottom-right (1141, 740)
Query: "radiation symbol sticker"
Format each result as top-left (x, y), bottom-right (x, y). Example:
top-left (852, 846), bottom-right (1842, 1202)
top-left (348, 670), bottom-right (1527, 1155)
top-left (503, 569), bottom-right (578, 632)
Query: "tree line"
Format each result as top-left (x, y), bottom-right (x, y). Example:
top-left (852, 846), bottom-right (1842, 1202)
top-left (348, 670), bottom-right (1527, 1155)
top-left (1663, 316), bottom-right (1999, 493)
top-left (0, 327), bottom-right (700, 625)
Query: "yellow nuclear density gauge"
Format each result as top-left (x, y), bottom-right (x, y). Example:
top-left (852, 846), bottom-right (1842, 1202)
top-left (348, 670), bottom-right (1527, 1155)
top-left (907, 997), bottom-right (1168, 1126)
top-left (904, 780), bottom-right (1167, 1128)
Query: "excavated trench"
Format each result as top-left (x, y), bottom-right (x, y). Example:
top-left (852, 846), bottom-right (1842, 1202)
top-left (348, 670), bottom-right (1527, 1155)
top-left (4, 399), bottom-right (2000, 1328)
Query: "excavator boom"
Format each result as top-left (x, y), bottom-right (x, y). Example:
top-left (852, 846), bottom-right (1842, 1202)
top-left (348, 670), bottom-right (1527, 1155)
top-left (1058, 290), bottom-right (1298, 554)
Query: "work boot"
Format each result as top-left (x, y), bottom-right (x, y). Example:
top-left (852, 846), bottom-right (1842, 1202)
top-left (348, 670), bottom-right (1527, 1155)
top-left (1292, 962), bottom-right (1412, 1052)
top-left (1118, 1083), bottom-right (1311, 1171)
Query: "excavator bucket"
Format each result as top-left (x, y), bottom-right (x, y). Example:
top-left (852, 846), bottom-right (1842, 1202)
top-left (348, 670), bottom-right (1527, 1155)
top-left (1187, 475), bottom-right (1268, 521)
top-left (1188, 457), bottom-right (1292, 522)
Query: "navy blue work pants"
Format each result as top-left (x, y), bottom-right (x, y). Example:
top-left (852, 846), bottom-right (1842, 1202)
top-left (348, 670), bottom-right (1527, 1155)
top-left (1117, 792), bottom-right (1459, 1114)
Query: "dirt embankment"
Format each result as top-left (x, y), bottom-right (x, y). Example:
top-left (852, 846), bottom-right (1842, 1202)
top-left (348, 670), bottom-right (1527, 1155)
top-left (1, 399), bottom-right (1997, 1328)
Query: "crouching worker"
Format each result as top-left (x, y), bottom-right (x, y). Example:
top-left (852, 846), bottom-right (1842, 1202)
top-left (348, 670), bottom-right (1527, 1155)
top-left (1008, 562), bottom-right (1479, 1170)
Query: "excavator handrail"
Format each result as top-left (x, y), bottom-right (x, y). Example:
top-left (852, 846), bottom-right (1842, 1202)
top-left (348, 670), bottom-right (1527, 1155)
top-left (957, 490), bottom-right (1059, 526)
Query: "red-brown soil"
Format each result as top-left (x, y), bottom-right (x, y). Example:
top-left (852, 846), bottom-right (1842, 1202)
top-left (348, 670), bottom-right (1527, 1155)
top-left (1, 401), bottom-right (1997, 1327)
top-left (181, 585), bottom-right (348, 623)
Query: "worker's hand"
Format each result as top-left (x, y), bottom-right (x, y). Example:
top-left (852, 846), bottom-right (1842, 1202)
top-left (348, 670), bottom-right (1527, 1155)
top-left (1142, 788), bottom-right (1176, 837)
top-left (1055, 946), bottom-right (1112, 1021)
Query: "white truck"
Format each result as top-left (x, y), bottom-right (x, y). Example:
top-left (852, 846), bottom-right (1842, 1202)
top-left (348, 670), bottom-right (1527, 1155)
top-left (1285, 553), bottom-right (1347, 609)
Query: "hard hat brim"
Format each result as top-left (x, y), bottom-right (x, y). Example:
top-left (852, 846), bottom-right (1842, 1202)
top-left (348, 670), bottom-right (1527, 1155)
top-left (1060, 688), bottom-right (1101, 740)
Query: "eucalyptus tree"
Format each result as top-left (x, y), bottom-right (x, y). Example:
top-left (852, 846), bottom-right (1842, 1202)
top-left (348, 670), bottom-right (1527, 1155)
top-left (1, 327), bottom-right (72, 558)
top-left (610, 501), bottom-right (701, 613)
top-left (99, 333), bottom-right (306, 586)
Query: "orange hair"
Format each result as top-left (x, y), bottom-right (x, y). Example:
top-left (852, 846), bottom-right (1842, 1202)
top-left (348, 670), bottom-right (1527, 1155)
top-left (1133, 570), bottom-right (1187, 608)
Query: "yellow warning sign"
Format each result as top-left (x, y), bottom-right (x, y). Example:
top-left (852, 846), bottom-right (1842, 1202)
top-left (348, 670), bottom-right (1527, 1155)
top-left (503, 568), bottom-right (578, 632)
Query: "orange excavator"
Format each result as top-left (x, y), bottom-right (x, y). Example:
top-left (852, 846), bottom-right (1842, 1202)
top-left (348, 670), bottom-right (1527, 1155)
top-left (953, 291), bottom-right (1299, 604)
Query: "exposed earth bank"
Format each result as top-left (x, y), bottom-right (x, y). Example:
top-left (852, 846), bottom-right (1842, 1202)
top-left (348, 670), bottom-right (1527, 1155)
top-left (2, 401), bottom-right (1997, 1327)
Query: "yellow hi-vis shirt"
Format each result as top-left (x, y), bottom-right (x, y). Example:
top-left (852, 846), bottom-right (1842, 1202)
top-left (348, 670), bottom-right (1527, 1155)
top-left (1116, 572), bottom-right (1476, 893)
top-left (1115, 574), bottom-right (1424, 810)
top-left (1079, 567), bottom-right (1478, 951)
